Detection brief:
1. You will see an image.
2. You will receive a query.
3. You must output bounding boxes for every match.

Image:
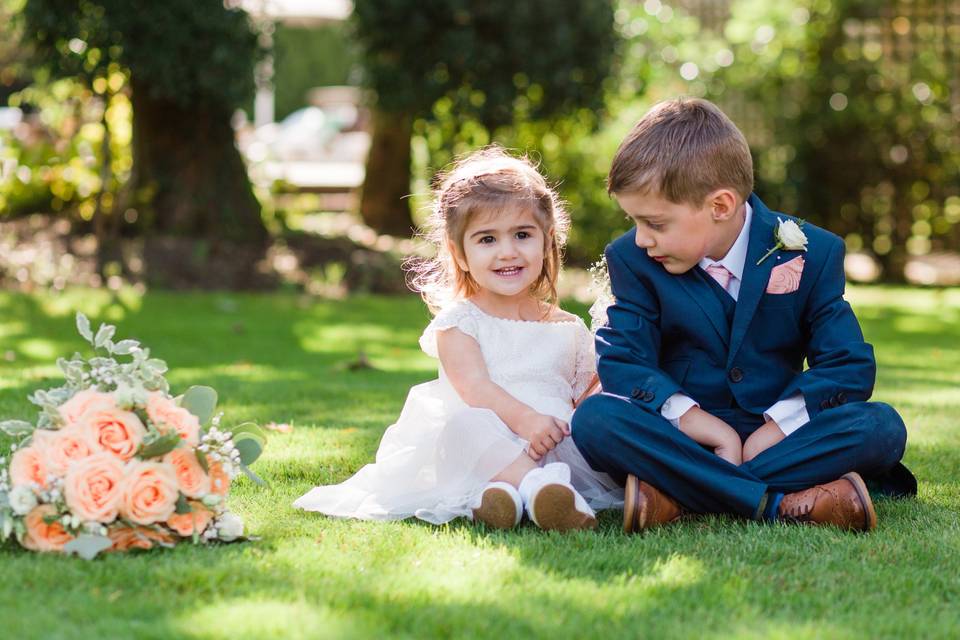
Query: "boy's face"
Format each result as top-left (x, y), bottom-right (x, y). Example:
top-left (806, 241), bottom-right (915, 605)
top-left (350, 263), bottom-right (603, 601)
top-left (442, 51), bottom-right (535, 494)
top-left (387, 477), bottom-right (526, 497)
top-left (615, 190), bottom-right (728, 274)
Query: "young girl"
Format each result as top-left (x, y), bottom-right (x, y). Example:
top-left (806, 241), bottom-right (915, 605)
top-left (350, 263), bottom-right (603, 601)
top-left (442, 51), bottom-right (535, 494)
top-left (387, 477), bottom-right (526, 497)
top-left (294, 147), bottom-right (622, 530)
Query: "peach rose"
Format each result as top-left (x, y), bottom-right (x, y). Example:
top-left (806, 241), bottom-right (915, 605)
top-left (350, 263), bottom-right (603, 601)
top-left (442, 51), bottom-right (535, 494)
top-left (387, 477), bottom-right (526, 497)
top-left (22, 504), bottom-right (74, 552)
top-left (166, 501), bottom-right (213, 537)
top-left (207, 462), bottom-right (231, 497)
top-left (120, 460), bottom-right (179, 525)
top-left (59, 388), bottom-right (116, 424)
top-left (146, 392), bottom-right (200, 447)
top-left (163, 448), bottom-right (210, 498)
top-left (82, 406), bottom-right (146, 460)
top-left (36, 424), bottom-right (99, 477)
top-left (63, 452), bottom-right (125, 523)
top-left (9, 445), bottom-right (49, 489)
top-left (107, 525), bottom-right (175, 552)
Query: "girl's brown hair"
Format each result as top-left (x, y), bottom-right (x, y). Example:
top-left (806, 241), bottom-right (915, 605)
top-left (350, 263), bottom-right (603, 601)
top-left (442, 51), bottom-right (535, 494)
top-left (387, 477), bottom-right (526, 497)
top-left (408, 146), bottom-right (569, 313)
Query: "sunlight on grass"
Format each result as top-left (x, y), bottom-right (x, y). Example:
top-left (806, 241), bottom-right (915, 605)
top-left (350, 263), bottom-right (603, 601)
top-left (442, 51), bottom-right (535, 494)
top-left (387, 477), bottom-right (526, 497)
top-left (2, 287), bottom-right (960, 639)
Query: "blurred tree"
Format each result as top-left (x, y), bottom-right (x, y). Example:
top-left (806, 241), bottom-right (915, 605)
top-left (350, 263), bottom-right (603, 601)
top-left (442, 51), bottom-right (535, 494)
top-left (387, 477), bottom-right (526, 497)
top-left (20, 0), bottom-right (267, 244)
top-left (352, 0), bottom-right (618, 236)
top-left (696, 0), bottom-right (960, 281)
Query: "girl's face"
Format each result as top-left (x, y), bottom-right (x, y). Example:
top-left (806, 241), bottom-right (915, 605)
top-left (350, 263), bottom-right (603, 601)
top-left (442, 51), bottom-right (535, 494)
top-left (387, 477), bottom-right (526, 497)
top-left (456, 206), bottom-right (547, 302)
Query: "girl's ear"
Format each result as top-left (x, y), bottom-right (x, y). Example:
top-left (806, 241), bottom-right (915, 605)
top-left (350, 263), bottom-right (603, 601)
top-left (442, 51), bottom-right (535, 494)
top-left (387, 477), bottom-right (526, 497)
top-left (448, 240), bottom-right (469, 272)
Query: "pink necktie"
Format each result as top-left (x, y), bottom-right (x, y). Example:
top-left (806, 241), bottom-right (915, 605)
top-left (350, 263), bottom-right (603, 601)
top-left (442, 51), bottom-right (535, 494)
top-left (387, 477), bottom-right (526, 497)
top-left (705, 264), bottom-right (733, 292)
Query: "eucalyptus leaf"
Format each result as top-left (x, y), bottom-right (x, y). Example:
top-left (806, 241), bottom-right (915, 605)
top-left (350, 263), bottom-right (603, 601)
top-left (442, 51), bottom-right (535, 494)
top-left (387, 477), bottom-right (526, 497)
top-left (138, 432), bottom-right (182, 459)
top-left (229, 422), bottom-right (266, 442)
top-left (76, 313), bottom-right (93, 342)
top-left (239, 463), bottom-right (267, 486)
top-left (234, 436), bottom-right (263, 466)
top-left (63, 534), bottom-right (114, 560)
top-left (180, 386), bottom-right (218, 425)
top-left (1, 513), bottom-right (12, 542)
top-left (0, 420), bottom-right (34, 437)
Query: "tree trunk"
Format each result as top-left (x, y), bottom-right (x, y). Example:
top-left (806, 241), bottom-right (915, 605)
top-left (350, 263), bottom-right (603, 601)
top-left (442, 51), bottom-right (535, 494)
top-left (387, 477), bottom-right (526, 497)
top-left (359, 108), bottom-right (415, 236)
top-left (130, 78), bottom-right (266, 245)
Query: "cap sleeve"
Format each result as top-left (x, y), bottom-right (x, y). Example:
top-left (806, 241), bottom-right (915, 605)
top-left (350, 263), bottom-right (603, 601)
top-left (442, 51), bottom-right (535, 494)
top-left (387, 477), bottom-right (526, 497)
top-left (418, 301), bottom-right (481, 358)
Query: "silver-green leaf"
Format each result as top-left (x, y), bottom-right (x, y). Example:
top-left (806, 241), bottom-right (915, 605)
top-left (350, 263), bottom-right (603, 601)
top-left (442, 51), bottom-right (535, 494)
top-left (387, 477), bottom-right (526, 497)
top-left (0, 420), bottom-right (34, 437)
top-left (76, 313), bottom-right (93, 342)
top-left (63, 534), bottom-right (114, 560)
top-left (180, 386), bottom-right (218, 425)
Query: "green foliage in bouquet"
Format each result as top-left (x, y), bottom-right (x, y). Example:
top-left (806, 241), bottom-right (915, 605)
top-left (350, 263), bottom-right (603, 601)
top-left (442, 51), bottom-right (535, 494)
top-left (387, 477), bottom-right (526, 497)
top-left (0, 313), bottom-right (267, 559)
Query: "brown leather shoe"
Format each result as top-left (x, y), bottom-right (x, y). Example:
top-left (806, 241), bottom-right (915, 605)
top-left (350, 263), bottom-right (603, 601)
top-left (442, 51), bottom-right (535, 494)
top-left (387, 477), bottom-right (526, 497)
top-left (622, 474), bottom-right (683, 533)
top-left (778, 472), bottom-right (877, 531)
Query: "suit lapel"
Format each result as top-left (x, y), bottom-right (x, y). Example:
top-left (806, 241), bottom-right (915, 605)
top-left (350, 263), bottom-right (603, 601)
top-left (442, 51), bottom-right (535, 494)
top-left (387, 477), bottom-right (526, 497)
top-left (677, 268), bottom-right (730, 348)
top-left (727, 195), bottom-right (778, 366)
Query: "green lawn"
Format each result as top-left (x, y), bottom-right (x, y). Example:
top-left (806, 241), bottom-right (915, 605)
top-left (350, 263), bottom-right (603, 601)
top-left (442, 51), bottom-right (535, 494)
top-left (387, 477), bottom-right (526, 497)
top-left (2, 287), bottom-right (959, 639)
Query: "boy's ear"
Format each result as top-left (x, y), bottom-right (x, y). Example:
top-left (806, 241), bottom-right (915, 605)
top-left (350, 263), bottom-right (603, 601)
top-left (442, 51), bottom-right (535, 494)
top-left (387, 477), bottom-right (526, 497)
top-left (707, 189), bottom-right (740, 222)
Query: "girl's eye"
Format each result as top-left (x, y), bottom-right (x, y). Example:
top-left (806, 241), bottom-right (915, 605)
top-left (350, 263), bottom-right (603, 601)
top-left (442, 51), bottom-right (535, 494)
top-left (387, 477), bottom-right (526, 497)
top-left (515, 231), bottom-right (531, 240)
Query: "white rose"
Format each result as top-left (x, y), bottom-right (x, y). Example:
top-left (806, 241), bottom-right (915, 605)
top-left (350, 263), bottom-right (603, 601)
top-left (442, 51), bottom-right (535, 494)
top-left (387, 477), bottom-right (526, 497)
top-left (9, 484), bottom-right (38, 516)
top-left (777, 218), bottom-right (808, 250)
top-left (216, 511), bottom-right (244, 541)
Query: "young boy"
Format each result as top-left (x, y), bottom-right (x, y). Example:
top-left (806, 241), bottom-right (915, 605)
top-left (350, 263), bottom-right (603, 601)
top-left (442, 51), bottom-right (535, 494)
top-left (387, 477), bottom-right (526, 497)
top-left (571, 98), bottom-right (915, 532)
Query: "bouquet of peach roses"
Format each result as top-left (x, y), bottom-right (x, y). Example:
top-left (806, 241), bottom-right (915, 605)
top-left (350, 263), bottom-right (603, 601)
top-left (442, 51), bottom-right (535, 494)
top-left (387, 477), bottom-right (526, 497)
top-left (0, 313), bottom-right (267, 558)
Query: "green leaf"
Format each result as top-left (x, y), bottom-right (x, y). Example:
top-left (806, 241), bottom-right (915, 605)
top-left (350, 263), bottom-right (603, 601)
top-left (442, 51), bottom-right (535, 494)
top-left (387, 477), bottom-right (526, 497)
top-left (0, 512), bottom-right (12, 542)
top-left (175, 493), bottom-right (192, 515)
top-left (76, 313), bottom-right (93, 342)
top-left (180, 386), bottom-right (218, 425)
top-left (0, 420), bottom-right (34, 437)
top-left (234, 436), bottom-right (263, 466)
top-left (138, 432), bottom-right (182, 459)
top-left (63, 534), bottom-right (113, 560)
top-left (195, 448), bottom-right (209, 473)
top-left (239, 462), bottom-right (267, 486)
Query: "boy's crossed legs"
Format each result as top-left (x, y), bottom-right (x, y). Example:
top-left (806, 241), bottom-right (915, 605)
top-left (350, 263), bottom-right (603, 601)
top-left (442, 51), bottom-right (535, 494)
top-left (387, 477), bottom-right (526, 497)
top-left (571, 393), bottom-right (907, 531)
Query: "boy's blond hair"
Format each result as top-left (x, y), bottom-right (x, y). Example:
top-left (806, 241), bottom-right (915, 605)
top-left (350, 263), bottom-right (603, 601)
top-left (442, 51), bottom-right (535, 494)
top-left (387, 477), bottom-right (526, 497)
top-left (607, 97), bottom-right (753, 205)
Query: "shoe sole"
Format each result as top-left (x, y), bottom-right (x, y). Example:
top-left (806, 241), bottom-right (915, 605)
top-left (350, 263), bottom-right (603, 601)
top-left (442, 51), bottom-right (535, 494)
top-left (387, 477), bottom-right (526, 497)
top-left (623, 474), bottom-right (639, 533)
top-left (532, 484), bottom-right (597, 532)
top-left (472, 487), bottom-right (519, 529)
top-left (842, 471), bottom-right (877, 531)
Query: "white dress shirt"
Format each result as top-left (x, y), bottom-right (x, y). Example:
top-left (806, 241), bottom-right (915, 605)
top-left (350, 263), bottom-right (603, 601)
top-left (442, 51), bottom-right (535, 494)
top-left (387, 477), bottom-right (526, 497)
top-left (659, 201), bottom-right (810, 436)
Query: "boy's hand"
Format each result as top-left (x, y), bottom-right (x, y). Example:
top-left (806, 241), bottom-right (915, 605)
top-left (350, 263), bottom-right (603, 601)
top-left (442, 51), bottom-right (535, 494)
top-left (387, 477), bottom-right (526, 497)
top-left (742, 421), bottom-right (786, 462)
top-left (516, 411), bottom-right (568, 460)
top-left (678, 406), bottom-right (743, 465)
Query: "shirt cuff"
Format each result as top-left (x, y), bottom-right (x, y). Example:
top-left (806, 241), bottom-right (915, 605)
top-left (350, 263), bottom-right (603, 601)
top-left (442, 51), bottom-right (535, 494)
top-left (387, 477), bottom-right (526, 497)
top-left (661, 393), bottom-right (698, 429)
top-left (763, 393), bottom-right (809, 436)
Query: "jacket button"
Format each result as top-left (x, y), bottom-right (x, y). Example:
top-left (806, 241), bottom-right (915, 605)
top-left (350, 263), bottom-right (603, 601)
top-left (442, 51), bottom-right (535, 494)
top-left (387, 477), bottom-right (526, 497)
top-left (642, 390), bottom-right (655, 402)
top-left (820, 399), bottom-right (830, 410)
top-left (728, 367), bottom-right (744, 383)
top-left (631, 388), bottom-right (642, 399)
top-left (829, 396), bottom-right (840, 408)
top-left (837, 392), bottom-right (847, 404)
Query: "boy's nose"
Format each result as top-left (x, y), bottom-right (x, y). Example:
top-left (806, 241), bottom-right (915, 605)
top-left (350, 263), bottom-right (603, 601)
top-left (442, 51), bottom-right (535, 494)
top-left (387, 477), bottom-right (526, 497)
top-left (634, 231), bottom-right (655, 249)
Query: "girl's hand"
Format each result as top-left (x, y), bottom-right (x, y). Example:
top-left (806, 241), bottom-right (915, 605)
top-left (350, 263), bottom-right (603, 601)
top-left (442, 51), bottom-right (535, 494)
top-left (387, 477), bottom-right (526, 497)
top-left (517, 411), bottom-right (568, 460)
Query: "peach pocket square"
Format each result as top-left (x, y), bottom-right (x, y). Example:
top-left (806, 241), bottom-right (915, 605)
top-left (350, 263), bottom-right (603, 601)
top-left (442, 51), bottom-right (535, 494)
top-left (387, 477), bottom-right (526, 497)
top-left (766, 256), bottom-right (804, 294)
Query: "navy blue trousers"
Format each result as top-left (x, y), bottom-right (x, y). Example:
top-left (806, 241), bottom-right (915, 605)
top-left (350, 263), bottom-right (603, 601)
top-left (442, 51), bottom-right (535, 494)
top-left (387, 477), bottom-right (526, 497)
top-left (571, 394), bottom-right (907, 518)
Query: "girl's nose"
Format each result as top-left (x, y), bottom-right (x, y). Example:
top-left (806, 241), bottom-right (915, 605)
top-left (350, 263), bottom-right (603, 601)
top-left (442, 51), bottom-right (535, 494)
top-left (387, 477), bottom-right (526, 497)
top-left (498, 240), bottom-right (519, 258)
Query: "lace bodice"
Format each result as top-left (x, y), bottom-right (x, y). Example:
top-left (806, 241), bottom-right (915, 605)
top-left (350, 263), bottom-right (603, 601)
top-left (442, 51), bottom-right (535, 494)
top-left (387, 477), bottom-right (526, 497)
top-left (419, 300), bottom-right (596, 404)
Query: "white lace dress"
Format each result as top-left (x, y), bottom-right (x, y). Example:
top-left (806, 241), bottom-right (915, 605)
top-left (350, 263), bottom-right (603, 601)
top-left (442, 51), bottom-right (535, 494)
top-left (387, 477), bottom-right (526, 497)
top-left (293, 299), bottom-right (623, 524)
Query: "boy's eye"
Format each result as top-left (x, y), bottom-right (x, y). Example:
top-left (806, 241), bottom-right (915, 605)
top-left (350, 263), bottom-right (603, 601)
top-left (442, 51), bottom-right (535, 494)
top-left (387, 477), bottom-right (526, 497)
top-left (478, 235), bottom-right (495, 244)
top-left (646, 221), bottom-right (664, 231)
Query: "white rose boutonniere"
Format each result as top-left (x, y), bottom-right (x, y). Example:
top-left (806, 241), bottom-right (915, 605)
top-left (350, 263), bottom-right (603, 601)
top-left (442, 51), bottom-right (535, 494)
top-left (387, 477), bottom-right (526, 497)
top-left (757, 217), bottom-right (809, 265)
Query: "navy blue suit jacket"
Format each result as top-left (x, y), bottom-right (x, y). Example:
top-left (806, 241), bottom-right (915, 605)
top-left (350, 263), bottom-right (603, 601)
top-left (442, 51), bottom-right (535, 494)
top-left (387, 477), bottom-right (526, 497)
top-left (596, 193), bottom-right (876, 423)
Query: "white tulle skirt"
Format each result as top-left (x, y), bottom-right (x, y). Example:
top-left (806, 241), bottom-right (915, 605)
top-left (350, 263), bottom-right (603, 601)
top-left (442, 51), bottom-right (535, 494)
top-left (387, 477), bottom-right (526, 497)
top-left (293, 379), bottom-right (623, 524)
